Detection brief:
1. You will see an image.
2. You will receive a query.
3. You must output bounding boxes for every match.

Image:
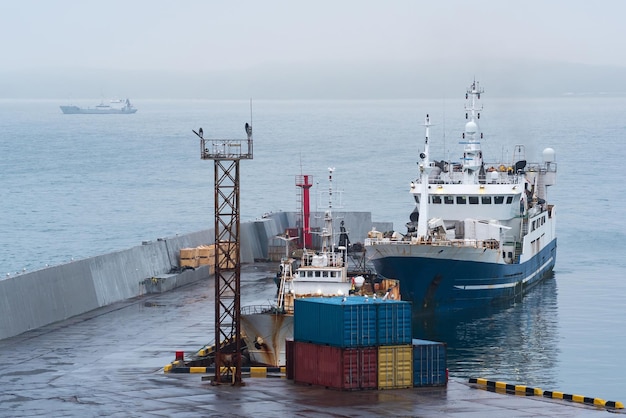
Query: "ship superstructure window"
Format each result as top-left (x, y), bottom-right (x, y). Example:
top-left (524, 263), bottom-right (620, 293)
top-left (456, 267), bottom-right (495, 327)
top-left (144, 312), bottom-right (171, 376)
top-left (315, 271), bottom-right (321, 278)
top-left (432, 196), bottom-right (442, 204)
top-left (444, 196), bottom-right (454, 204)
top-left (506, 196), bottom-right (513, 204)
top-left (469, 196), bottom-right (479, 204)
top-left (456, 196), bottom-right (467, 204)
top-left (494, 196), bottom-right (504, 204)
top-left (481, 196), bottom-right (492, 204)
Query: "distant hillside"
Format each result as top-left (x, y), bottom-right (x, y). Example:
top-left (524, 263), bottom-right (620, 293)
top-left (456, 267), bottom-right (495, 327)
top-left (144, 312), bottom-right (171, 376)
top-left (1, 60), bottom-right (625, 99)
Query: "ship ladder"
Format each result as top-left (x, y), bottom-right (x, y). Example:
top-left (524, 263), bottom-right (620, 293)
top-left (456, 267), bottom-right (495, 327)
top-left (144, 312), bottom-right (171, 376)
top-left (514, 242), bottom-right (523, 264)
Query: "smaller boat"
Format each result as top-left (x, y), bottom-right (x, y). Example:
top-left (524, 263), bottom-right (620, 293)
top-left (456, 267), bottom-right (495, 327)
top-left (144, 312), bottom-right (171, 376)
top-left (241, 168), bottom-right (397, 367)
top-left (60, 98), bottom-right (137, 114)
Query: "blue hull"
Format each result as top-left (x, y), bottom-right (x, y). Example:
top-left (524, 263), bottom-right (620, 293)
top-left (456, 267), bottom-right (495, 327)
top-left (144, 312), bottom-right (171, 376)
top-left (372, 239), bottom-right (557, 313)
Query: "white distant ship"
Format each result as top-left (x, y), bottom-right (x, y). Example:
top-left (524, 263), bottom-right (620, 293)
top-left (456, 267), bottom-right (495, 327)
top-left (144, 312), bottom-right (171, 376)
top-left (60, 99), bottom-right (137, 114)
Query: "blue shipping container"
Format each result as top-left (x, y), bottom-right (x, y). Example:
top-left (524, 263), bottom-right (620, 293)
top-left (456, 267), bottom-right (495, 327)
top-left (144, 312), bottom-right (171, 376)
top-left (412, 339), bottom-right (447, 387)
top-left (376, 299), bottom-right (412, 345)
top-left (294, 296), bottom-right (377, 348)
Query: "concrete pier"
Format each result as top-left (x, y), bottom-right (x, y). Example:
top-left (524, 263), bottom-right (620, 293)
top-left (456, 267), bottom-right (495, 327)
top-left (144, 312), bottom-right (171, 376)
top-left (0, 211), bottom-right (389, 341)
top-left (0, 262), bottom-right (617, 417)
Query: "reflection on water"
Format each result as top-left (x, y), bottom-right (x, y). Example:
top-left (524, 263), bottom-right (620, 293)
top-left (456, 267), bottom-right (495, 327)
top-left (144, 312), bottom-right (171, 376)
top-left (413, 273), bottom-right (559, 388)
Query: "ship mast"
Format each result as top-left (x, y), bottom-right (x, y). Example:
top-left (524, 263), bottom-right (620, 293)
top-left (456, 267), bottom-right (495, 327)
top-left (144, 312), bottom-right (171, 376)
top-left (322, 167), bottom-right (335, 253)
top-left (462, 80), bottom-right (484, 183)
top-left (416, 114), bottom-right (432, 239)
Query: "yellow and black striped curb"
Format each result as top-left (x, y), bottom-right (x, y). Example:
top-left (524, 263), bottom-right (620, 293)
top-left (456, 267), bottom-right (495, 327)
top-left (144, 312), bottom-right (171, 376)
top-left (164, 364), bottom-right (286, 377)
top-left (469, 378), bottom-right (624, 410)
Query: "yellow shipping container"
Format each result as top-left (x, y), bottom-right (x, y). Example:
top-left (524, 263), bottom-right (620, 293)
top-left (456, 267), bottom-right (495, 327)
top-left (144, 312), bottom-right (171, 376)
top-left (378, 345), bottom-right (413, 389)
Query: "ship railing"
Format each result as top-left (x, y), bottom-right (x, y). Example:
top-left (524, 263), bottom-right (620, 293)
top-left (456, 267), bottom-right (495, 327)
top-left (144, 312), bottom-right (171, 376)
top-left (423, 171), bottom-right (522, 185)
top-left (364, 237), bottom-right (500, 249)
top-left (301, 251), bottom-right (344, 267)
top-left (423, 161), bottom-right (555, 185)
top-left (241, 304), bottom-right (277, 315)
top-left (201, 138), bottom-right (253, 160)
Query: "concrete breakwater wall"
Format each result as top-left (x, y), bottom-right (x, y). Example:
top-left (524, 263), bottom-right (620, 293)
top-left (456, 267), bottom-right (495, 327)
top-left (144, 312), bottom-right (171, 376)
top-left (0, 211), bottom-right (390, 341)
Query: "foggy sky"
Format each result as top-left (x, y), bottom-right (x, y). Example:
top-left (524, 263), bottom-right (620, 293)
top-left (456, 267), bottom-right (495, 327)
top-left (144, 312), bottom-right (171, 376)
top-left (2, 0), bottom-right (626, 99)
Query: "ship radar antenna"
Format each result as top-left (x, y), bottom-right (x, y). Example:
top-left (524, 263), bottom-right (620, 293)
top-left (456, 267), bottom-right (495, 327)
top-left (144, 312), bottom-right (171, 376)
top-left (249, 98), bottom-right (253, 131)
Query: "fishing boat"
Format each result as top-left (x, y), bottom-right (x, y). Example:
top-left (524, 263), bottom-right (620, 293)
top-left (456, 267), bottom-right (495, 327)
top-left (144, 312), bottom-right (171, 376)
top-left (240, 169), bottom-right (378, 367)
top-left (365, 80), bottom-right (557, 313)
top-left (59, 98), bottom-right (137, 114)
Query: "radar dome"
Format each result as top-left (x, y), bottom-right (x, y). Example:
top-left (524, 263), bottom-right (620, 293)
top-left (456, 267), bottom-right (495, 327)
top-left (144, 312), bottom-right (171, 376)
top-left (542, 148), bottom-right (556, 162)
top-left (465, 121), bottom-right (478, 133)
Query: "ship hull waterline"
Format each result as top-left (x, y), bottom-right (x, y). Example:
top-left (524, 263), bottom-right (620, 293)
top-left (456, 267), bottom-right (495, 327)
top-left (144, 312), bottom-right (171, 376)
top-left (370, 238), bottom-right (557, 313)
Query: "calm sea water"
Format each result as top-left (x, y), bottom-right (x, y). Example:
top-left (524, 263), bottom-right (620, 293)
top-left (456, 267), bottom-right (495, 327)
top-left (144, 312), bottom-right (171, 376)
top-left (1, 96), bottom-right (625, 401)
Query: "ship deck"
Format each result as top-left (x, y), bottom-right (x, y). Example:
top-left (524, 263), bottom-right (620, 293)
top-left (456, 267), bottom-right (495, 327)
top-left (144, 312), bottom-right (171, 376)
top-left (0, 263), bottom-right (618, 416)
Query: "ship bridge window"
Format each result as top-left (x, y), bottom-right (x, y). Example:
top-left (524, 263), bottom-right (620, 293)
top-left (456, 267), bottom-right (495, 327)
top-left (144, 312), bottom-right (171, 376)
top-left (494, 196), bottom-right (504, 204)
top-left (315, 271), bottom-right (321, 278)
top-left (444, 196), bottom-right (454, 204)
top-left (330, 271), bottom-right (337, 278)
top-left (506, 196), bottom-right (513, 204)
top-left (432, 196), bottom-right (442, 204)
top-left (469, 196), bottom-right (479, 204)
top-left (481, 196), bottom-right (492, 204)
top-left (456, 196), bottom-right (467, 204)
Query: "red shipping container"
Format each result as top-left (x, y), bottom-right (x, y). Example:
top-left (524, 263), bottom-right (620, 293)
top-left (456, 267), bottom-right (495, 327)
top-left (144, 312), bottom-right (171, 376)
top-left (294, 341), bottom-right (377, 390)
top-left (285, 338), bottom-right (295, 380)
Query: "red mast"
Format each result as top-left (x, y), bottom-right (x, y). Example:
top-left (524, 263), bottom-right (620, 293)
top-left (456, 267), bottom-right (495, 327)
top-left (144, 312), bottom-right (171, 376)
top-left (295, 175), bottom-right (313, 249)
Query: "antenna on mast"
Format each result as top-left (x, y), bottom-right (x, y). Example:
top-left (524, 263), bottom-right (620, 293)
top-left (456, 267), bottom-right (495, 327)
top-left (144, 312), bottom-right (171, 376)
top-left (249, 98), bottom-right (253, 128)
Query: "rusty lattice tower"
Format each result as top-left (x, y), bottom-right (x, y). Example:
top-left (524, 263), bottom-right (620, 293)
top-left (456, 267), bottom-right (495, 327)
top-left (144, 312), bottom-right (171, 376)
top-left (194, 123), bottom-right (253, 385)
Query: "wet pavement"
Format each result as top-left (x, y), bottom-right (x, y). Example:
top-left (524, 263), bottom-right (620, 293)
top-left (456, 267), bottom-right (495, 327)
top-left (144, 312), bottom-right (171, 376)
top-left (0, 263), bottom-right (620, 417)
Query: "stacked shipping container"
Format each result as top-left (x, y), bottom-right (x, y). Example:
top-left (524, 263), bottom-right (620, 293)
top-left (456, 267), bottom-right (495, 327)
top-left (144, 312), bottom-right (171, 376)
top-left (412, 339), bottom-right (447, 387)
top-left (294, 342), bottom-right (378, 390)
top-left (291, 296), bottom-right (445, 390)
